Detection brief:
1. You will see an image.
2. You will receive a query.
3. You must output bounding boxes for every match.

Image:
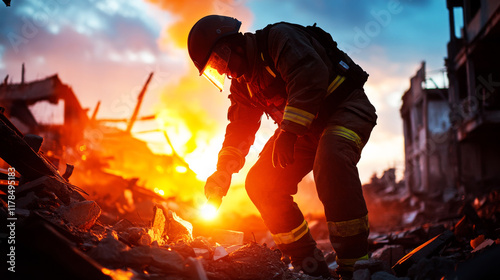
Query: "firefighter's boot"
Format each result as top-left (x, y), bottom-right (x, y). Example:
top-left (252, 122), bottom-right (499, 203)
top-left (277, 230), bottom-right (332, 278)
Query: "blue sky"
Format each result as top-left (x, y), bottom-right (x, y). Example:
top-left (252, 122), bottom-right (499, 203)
top-left (0, 0), bottom-right (451, 185)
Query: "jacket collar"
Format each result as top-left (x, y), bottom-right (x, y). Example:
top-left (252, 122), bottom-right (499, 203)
top-left (238, 32), bottom-right (259, 84)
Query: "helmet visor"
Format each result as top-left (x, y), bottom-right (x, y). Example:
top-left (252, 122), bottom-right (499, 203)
top-left (202, 44), bottom-right (231, 91)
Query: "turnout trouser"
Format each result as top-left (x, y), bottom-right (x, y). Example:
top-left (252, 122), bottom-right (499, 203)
top-left (245, 89), bottom-right (376, 274)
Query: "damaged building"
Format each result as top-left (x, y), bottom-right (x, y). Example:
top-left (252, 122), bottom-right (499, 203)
top-left (401, 0), bottom-right (500, 201)
top-left (446, 0), bottom-right (500, 194)
top-left (400, 62), bottom-right (456, 201)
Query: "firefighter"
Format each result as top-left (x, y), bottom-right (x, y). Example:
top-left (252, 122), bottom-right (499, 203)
top-left (187, 15), bottom-right (377, 279)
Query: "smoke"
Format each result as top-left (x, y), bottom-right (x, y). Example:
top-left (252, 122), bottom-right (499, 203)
top-left (146, 0), bottom-right (253, 48)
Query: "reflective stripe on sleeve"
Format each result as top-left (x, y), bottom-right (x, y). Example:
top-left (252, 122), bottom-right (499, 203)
top-left (283, 106), bottom-right (315, 128)
top-left (327, 215), bottom-right (369, 238)
top-left (323, 125), bottom-right (363, 151)
top-left (272, 219), bottom-right (309, 245)
top-left (218, 146), bottom-right (245, 170)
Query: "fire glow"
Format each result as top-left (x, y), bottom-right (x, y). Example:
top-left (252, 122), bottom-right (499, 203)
top-left (200, 202), bottom-right (219, 220)
top-left (154, 107), bottom-right (221, 181)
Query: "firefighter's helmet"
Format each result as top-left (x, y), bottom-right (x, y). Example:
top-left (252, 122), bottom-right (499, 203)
top-left (188, 15), bottom-right (241, 91)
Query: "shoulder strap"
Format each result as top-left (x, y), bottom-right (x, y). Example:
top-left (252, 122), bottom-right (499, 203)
top-left (255, 22), bottom-right (368, 86)
top-left (255, 23), bottom-right (280, 76)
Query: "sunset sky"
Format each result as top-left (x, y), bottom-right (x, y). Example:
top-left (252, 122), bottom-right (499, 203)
top-left (0, 0), bottom-right (452, 185)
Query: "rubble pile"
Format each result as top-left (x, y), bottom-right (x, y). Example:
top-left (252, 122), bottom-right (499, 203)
top-left (1, 171), bottom-right (323, 280)
top-left (357, 174), bottom-right (500, 279)
top-left (2, 111), bottom-right (500, 280)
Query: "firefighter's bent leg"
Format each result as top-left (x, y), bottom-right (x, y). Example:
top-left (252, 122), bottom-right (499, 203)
top-left (246, 132), bottom-right (330, 278)
top-left (314, 124), bottom-right (372, 274)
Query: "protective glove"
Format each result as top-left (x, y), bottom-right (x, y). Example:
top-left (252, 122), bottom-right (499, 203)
top-left (204, 152), bottom-right (241, 210)
top-left (204, 170), bottom-right (232, 200)
top-left (272, 130), bottom-right (298, 168)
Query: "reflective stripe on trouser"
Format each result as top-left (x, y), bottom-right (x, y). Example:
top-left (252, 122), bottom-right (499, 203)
top-left (329, 215), bottom-right (370, 271)
top-left (337, 254), bottom-right (369, 272)
top-left (323, 125), bottom-right (364, 152)
top-left (272, 219), bottom-right (309, 245)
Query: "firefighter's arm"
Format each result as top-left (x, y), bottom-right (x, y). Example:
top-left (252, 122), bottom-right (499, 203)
top-left (268, 24), bottom-right (330, 135)
top-left (205, 87), bottom-right (263, 199)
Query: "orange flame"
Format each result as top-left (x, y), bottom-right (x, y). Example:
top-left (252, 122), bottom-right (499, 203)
top-left (101, 268), bottom-right (134, 280)
top-left (153, 72), bottom-right (227, 181)
top-left (146, 0), bottom-right (253, 48)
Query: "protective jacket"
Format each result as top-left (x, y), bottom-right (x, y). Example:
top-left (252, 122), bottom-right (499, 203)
top-left (219, 23), bottom-right (372, 169)
top-left (216, 22), bottom-right (377, 276)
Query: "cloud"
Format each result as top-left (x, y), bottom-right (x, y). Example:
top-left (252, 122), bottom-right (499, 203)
top-left (0, 0), bottom-right (188, 121)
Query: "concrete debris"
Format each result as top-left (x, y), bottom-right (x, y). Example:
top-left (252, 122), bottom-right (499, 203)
top-left (139, 205), bottom-right (166, 246)
top-left (123, 206), bottom-right (169, 246)
top-left (470, 236), bottom-right (496, 253)
top-left (213, 246), bottom-right (229, 261)
top-left (194, 247), bottom-right (211, 259)
top-left (137, 230), bottom-right (153, 246)
top-left (191, 236), bottom-right (214, 250)
top-left (112, 218), bottom-right (134, 232)
top-left (171, 241), bottom-right (197, 259)
top-left (167, 209), bottom-right (193, 243)
top-left (121, 227), bottom-right (148, 246)
top-left (401, 210), bottom-right (418, 225)
top-left (225, 244), bottom-right (245, 254)
top-left (57, 200), bottom-right (101, 230)
top-left (152, 205), bottom-right (166, 237)
top-left (370, 245), bottom-right (405, 268)
top-left (149, 247), bottom-right (185, 274)
top-left (212, 229), bottom-right (244, 246)
top-left (88, 233), bottom-right (130, 265)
